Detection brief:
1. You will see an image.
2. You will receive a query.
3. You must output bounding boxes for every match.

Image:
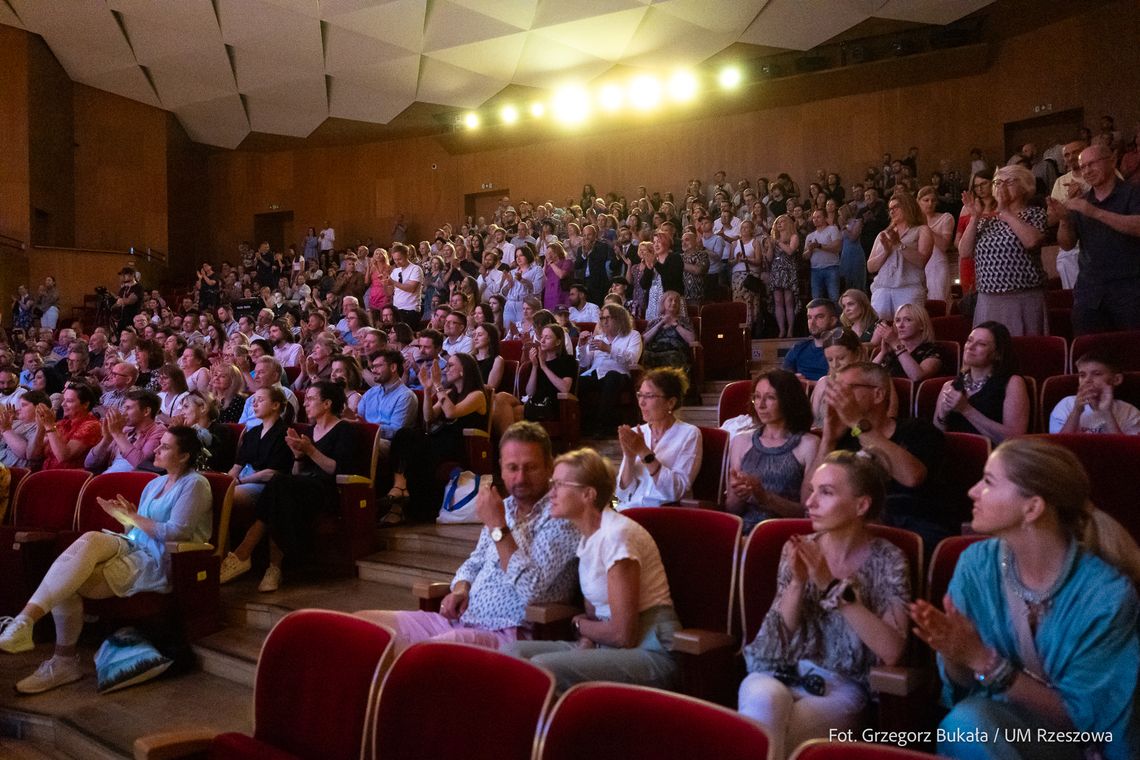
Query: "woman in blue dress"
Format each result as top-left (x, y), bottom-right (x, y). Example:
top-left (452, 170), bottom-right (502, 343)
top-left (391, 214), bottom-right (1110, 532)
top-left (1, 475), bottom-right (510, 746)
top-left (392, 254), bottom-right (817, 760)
top-left (911, 437), bottom-right (1140, 760)
top-left (0, 427), bottom-right (211, 694)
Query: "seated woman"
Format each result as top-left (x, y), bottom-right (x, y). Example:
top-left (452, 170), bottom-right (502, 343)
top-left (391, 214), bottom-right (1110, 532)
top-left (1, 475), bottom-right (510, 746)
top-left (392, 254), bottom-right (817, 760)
top-left (0, 390), bottom-right (49, 468)
top-left (578, 303), bottom-right (643, 438)
top-left (330, 354), bottom-right (365, 420)
top-left (179, 346), bottom-right (210, 393)
top-left (218, 386), bottom-right (294, 584)
top-left (911, 438), bottom-right (1140, 760)
top-left (506, 295), bottom-right (542, 341)
top-left (810, 329), bottom-right (864, 429)
top-left (871, 302), bottom-right (943, 383)
top-left (219, 382), bottom-right (354, 593)
top-left (934, 321), bottom-right (1029, 446)
top-left (156, 363), bottom-right (190, 424)
top-left (640, 291), bottom-right (695, 370)
top-left (472, 323), bottom-right (505, 392)
top-left (0, 427), bottom-right (211, 694)
top-left (175, 390), bottom-right (238, 472)
top-left (739, 451), bottom-right (909, 760)
top-left (386, 353), bottom-right (488, 524)
top-left (35, 383), bottom-right (102, 470)
top-left (615, 368), bottom-right (701, 509)
top-left (209, 363), bottom-right (247, 424)
top-left (508, 448), bottom-right (680, 693)
top-left (728, 370), bottom-right (819, 532)
top-left (492, 324), bottom-right (577, 437)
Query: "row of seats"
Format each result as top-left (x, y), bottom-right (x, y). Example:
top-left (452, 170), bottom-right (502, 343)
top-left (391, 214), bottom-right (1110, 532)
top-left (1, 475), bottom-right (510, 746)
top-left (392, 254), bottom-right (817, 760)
top-left (133, 608), bottom-right (940, 760)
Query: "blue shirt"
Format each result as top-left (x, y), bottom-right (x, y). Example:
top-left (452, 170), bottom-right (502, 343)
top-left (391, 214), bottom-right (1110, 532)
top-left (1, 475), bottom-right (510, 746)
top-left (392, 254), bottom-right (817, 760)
top-left (782, 339), bottom-right (829, 382)
top-left (357, 379), bottom-right (418, 439)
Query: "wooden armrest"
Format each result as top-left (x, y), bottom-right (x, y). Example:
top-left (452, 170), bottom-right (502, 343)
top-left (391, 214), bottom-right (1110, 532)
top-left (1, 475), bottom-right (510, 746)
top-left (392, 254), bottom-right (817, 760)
top-left (868, 665), bottom-right (927, 696)
top-left (463, 429), bottom-right (490, 438)
top-left (524, 602), bottom-right (581, 625)
top-left (678, 499), bottom-right (721, 510)
top-left (412, 581), bottom-right (451, 600)
top-left (336, 474), bottom-right (372, 485)
top-left (133, 728), bottom-right (216, 760)
top-left (13, 531), bottom-right (55, 543)
top-left (670, 628), bottom-right (736, 656)
top-left (165, 542), bottom-right (215, 554)
top-left (556, 392), bottom-right (579, 401)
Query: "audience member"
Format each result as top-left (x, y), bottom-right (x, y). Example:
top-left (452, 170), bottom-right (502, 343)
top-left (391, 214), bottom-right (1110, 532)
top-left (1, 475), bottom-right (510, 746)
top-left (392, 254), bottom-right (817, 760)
top-left (37, 383), bottom-right (101, 470)
top-left (0, 390), bottom-right (48, 468)
top-left (783, 299), bottom-right (839, 382)
top-left (935, 322), bottom-right (1030, 446)
top-left (357, 349), bottom-right (418, 451)
top-left (640, 291), bottom-right (695, 370)
top-left (84, 390), bottom-right (165, 473)
top-left (867, 191), bottom-right (933, 317)
top-left (871, 302), bottom-right (944, 383)
top-left (1049, 351), bottom-right (1140, 434)
top-left (578, 304), bottom-right (643, 437)
top-left (237, 357), bottom-right (299, 427)
top-left (810, 329), bottom-right (865, 428)
top-left (838, 288), bottom-right (877, 343)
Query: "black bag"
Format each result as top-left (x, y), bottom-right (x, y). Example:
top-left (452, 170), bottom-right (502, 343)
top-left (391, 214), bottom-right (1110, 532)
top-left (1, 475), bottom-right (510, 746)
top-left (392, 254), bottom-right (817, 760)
top-left (742, 274), bottom-right (763, 293)
top-left (524, 397), bottom-right (558, 421)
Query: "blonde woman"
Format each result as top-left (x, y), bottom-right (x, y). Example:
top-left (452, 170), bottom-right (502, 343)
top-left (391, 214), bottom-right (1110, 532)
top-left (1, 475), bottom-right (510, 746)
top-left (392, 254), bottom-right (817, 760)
top-left (871, 302), bottom-right (943, 383)
top-left (867, 190), bottom-right (933, 317)
top-left (917, 185), bottom-right (955, 305)
top-left (365, 248), bottom-right (391, 324)
top-left (767, 215), bottom-right (800, 338)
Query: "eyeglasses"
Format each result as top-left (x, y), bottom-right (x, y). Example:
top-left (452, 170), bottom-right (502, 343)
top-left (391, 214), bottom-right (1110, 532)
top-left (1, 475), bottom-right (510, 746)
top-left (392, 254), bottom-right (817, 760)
top-left (550, 479), bottom-right (588, 491)
top-left (599, 316), bottom-right (612, 322)
top-left (635, 392), bottom-right (664, 400)
top-left (842, 382), bottom-right (881, 391)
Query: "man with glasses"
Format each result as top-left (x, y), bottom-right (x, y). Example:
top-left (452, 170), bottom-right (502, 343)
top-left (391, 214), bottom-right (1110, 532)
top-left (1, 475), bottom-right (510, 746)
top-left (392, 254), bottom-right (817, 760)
top-left (811, 361), bottom-right (949, 550)
top-left (354, 422), bottom-right (579, 654)
top-left (357, 349), bottom-right (417, 456)
top-left (97, 362), bottom-right (138, 415)
top-left (782, 299), bottom-right (840, 382)
top-left (1049, 143), bottom-right (1140, 335)
top-left (441, 311), bottom-right (473, 357)
top-left (1049, 139), bottom-right (1090, 290)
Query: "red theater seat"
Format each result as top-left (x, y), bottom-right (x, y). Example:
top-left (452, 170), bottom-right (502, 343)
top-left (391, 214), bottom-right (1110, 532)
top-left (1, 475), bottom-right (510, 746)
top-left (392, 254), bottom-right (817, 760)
top-left (718, 379), bottom-right (754, 426)
top-left (1070, 330), bottom-right (1140, 373)
top-left (791, 738), bottom-right (941, 759)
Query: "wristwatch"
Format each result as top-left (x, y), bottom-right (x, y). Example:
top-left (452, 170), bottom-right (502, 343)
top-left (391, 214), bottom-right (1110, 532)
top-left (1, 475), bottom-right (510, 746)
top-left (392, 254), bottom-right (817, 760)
top-left (642, 452), bottom-right (657, 465)
top-left (491, 525), bottom-right (512, 543)
top-left (850, 419), bottom-right (873, 437)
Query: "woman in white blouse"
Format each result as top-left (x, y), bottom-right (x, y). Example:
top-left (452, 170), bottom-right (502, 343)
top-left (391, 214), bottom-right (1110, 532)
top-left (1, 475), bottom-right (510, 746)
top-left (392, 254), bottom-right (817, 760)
top-left (508, 447), bottom-right (680, 693)
top-left (616, 367), bottom-right (702, 508)
top-left (577, 303), bottom-right (643, 438)
top-left (500, 248), bottom-right (545, 327)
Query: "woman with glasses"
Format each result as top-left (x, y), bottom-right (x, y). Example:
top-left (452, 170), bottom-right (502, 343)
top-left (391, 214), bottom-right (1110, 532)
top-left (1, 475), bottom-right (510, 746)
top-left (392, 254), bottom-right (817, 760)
top-left (508, 447), bottom-right (680, 693)
top-left (727, 370), bottom-right (819, 532)
top-left (738, 450), bottom-right (910, 760)
top-left (36, 383), bottom-right (102, 470)
top-left (958, 164), bottom-right (1048, 335)
top-left (614, 367), bottom-right (701, 509)
top-left (867, 190), bottom-right (934, 318)
top-left (954, 169), bottom-right (996, 296)
top-left (577, 303), bottom-right (643, 438)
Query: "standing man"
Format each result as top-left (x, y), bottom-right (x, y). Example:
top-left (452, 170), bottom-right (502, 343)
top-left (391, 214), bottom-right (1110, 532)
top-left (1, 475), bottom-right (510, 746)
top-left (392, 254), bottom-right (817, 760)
top-left (114, 267), bottom-right (143, 332)
top-left (1050, 139), bottom-right (1089, 290)
top-left (388, 243), bottom-right (423, 328)
top-left (319, 220), bottom-right (335, 256)
top-left (575, 225), bottom-right (611, 306)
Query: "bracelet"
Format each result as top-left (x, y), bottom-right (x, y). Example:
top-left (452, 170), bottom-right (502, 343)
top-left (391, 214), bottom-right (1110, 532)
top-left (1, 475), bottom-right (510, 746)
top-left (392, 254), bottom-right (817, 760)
top-left (894, 344), bottom-right (908, 354)
top-left (45, 427), bottom-right (57, 433)
top-left (974, 655), bottom-right (1017, 695)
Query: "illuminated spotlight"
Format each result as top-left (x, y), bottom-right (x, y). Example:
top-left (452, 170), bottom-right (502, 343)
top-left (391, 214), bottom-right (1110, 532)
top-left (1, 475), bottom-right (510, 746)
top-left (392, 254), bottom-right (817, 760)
top-left (718, 66), bottom-right (743, 89)
top-left (628, 75), bottom-right (661, 110)
top-left (464, 112), bottom-right (480, 129)
top-left (552, 85), bottom-right (590, 125)
top-left (668, 70), bottom-right (698, 102)
top-left (530, 101), bottom-right (546, 118)
top-left (598, 83), bottom-right (624, 112)
top-left (500, 104), bottom-right (519, 124)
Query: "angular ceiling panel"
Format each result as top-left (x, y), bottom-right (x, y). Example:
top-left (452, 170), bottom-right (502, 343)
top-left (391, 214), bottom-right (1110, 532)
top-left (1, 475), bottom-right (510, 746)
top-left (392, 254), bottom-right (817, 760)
top-left (423, 32), bottom-right (528, 82)
top-left (739, 0), bottom-right (871, 50)
top-left (422, 0), bottom-right (528, 53)
top-left (0, 2), bottom-right (26, 28)
top-left (117, 7), bottom-right (225, 66)
top-left (79, 65), bottom-right (163, 108)
top-left (328, 77), bottom-right (415, 124)
top-left (145, 46), bottom-right (237, 109)
top-left (620, 7), bottom-right (737, 66)
top-left (877, 0), bottom-right (993, 25)
top-left (173, 93), bottom-right (250, 149)
top-left (448, 0), bottom-right (539, 31)
top-left (322, 0), bottom-right (428, 53)
top-left (244, 74), bottom-right (328, 136)
top-left (530, 0), bottom-right (648, 30)
top-left (651, 0), bottom-right (768, 36)
top-left (513, 33), bottom-right (614, 88)
top-left (10, 0), bottom-right (137, 77)
top-left (333, 54), bottom-right (422, 97)
top-left (324, 23), bottom-right (423, 72)
top-left (217, 0), bottom-right (318, 47)
top-left (528, 7), bottom-right (648, 62)
top-left (230, 46), bottom-right (313, 91)
top-left (416, 57), bottom-right (509, 109)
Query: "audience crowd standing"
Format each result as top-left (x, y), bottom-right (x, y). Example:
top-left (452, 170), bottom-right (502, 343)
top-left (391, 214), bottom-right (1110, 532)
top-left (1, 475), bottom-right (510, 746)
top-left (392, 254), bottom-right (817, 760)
top-left (0, 122), bottom-right (1139, 758)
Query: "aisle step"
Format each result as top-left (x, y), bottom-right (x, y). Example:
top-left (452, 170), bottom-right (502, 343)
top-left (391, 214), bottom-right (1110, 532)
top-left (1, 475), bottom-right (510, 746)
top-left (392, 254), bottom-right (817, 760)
top-left (356, 550), bottom-right (462, 587)
top-left (192, 627), bottom-right (264, 688)
top-left (378, 523), bottom-right (480, 560)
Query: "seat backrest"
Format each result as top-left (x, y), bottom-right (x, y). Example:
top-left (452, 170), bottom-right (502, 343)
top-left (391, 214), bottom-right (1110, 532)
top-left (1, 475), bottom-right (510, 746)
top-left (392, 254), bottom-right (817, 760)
top-left (942, 432), bottom-right (990, 525)
top-left (932, 340), bottom-right (961, 376)
top-left (201, 472), bottom-right (235, 557)
top-left (537, 682), bottom-right (770, 760)
top-left (718, 380), bottom-right (754, 426)
top-left (924, 299), bottom-right (948, 317)
top-left (691, 427), bottom-right (728, 504)
top-left (75, 471), bottom-right (159, 532)
top-left (914, 375), bottom-right (955, 421)
top-left (1039, 372), bottom-right (1140, 432)
top-left (11, 469), bottom-right (91, 530)
top-left (623, 507), bottom-right (742, 634)
top-left (372, 642), bottom-right (553, 760)
top-left (1047, 308), bottom-right (1073, 341)
top-left (790, 738), bottom-right (939, 759)
top-left (927, 535), bottom-right (987, 608)
top-left (891, 377), bottom-right (913, 420)
top-left (1044, 289), bottom-right (1074, 309)
top-left (3, 466), bottom-right (29, 525)
top-left (254, 610), bottom-right (393, 760)
top-left (1071, 330), bottom-right (1140, 373)
top-left (500, 358), bottom-right (519, 395)
top-left (500, 339), bottom-right (524, 362)
top-left (740, 518), bottom-right (923, 644)
top-left (931, 315), bottom-right (971, 344)
top-left (1011, 335), bottom-right (1068, 385)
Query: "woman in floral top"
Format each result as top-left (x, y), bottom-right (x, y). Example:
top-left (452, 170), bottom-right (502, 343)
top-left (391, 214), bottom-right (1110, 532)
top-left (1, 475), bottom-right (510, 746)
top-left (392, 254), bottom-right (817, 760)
top-left (739, 451), bottom-right (910, 759)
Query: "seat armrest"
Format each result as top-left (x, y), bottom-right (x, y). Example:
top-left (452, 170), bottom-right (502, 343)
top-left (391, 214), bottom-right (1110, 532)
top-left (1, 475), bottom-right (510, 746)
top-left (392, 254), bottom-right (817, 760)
top-left (524, 602), bottom-right (580, 625)
top-left (462, 429), bottom-right (490, 439)
top-left (165, 542), bottom-right (215, 554)
top-left (670, 629), bottom-right (736, 656)
top-left (412, 581), bottom-right (451, 600)
top-left (868, 664), bottom-right (927, 696)
top-left (556, 393), bottom-right (579, 401)
top-left (13, 530), bottom-right (56, 543)
top-left (133, 728), bottom-right (216, 760)
top-left (679, 498), bottom-right (721, 510)
top-left (336, 474), bottom-right (372, 485)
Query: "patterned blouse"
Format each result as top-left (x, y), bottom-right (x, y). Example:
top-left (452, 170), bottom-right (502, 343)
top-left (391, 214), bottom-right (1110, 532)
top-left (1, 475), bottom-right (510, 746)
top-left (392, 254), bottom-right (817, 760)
top-left (743, 535), bottom-right (910, 688)
top-left (973, 206), bottom-right (1048, 294)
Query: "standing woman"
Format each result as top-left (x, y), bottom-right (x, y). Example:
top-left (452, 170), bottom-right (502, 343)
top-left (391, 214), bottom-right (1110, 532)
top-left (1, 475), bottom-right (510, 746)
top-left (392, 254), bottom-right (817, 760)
top-left (911, 438), bottom-right (1140, 760)
top-left (501, 249), bottom-right (544, 328)
top-left (738, 451), bottom-right (909, 759)
top-left (953, 169), bottom-right (996, 297)
top-left (918, 185), bottom-right (955, 305)
top-left (768, 215), bottom-right (801, 339)
top-left (364, 248), bottom-right (391, 326)
top-left (302, 227), bottom-right (320, 265)
top-left (957, 164), bottom-right (1048, 336)
top-left (37, 277), bottom-right (60, 331)
top-left (0, 427), bottom-right (211, 694)
top-left (837, 205), bottom-right (866, 294)
top-left (867, 191), bottom-right (933, 318)
top-left (543, 241), bottom-right (574, 312)
top-left (729, 220), bottom-right (765, 334)
top-left (642, 231), bottom-right (684, 322)
top-left (508, 448), bottom-right (680, 693)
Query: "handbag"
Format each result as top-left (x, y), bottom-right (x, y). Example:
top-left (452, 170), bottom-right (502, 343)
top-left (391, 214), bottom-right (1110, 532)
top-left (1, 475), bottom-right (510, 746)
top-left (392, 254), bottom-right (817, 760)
top-left (436, 467), bottom-right (493, 524)
top-left (738, 241), bottom-right (763, 293)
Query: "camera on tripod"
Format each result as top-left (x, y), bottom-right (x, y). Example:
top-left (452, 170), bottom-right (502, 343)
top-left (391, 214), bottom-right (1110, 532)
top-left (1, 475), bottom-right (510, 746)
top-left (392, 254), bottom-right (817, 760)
top-left (93, 286), bottom-right (115, 310)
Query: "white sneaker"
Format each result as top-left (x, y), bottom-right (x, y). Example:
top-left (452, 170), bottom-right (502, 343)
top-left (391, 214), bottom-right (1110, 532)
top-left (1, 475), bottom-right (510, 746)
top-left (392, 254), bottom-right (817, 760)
top-left (16, 654), bottom-right (84, 694)
top-left (219, 552), bottom-right (251, 584)
top-left (257, 565), bottom-right (282, 593)
top-left (0, 616), bottom-right (34, 654)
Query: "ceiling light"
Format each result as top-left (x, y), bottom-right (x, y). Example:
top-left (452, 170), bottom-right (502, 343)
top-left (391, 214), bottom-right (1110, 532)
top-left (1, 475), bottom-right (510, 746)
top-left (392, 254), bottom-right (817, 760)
top-left (718, 66), bottom-right (743, 89)
top-left (500, 105), bottom-right (519, 125)
top-left (530, 101), bottom-right (546, 118)
top-left (552, 86), bottom-right (590, 125)
top-left (598, 84), bottom-right (624, 112)
top-left (628, 75), bottom-right (661, 110)
top-left (464, 112), bottom-right (480, 129)
top-left (667, 70), bottom-right (698, 102)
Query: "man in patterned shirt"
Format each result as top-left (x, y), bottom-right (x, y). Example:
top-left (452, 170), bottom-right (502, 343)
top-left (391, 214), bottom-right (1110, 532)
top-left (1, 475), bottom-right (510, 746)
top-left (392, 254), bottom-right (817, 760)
top-left (355, 422), bottom-right (579, 653)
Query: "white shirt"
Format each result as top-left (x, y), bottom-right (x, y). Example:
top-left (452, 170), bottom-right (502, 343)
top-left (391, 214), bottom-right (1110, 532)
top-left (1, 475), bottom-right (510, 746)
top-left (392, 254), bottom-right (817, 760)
top-left (185, 366), bottom-right (210, 394)
top-left (615, 420), bottom-right (702, 508)
top-left (577, 508), bottom-right (673, 620)
top-left (0, 387), bottom-right (27, 408)
top-left (319, 227), bottom-right (335, 251)
top-left (731, 237), bottom-right (761, 274)
top-left (569, 302), bottom-right (600, 323)
top-left (578, 330), bottom-right (642, 379)
top-left (713, 217), bottom-right (741, 246)
top-left (273, 343), bottom-right (304, 368)
top-left (1048, 396), bottom-right (1140, 435)
top-left (442, 334), bottom-right (474, 357)
top-left (805, 225), bottom-right (842, 269)
top-left (391, 264), bottom-right (423, 312)
top-left (479, 269), bottom-right (505, 301)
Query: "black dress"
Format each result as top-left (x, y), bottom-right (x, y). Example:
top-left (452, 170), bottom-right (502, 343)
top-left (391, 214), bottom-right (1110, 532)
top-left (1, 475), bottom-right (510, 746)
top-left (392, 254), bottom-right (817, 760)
top-left (947, 374), bottom-right (1010, 445)
top-left (524, 354), bottom-right (576, 421)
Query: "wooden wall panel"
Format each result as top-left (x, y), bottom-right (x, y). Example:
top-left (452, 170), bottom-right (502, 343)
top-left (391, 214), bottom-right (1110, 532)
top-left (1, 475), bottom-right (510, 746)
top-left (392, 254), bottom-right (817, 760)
top-left (0, 25), bottom-right (32, 302)
top-left (28, 248), bottom-right (160, 325)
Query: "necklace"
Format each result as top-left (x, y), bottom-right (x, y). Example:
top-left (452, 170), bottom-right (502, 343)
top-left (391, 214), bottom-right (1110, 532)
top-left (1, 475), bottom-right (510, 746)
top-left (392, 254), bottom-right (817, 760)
top-left (999, 539), bottom-right (1077, 621)
top-left (961, 372), bottom-right (989, 395)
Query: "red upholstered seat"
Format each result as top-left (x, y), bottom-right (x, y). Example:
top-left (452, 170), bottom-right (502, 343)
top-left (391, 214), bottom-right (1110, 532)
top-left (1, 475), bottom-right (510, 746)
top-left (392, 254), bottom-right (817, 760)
top-left (892, 377), bottom-right (913, 420)
top-left (718, 379), bottom-right (754, 426)
top-left (932, 340), bottom-right (961, 376)
top-left (212, 610), bottom-right (393, 760)
top-left (790, 738), bottom-right (940, 759)
top-left (498, 358), bottom-right (518, 395)
top-left (500, 339), bottom-right (524, 362)
top-left (1070, 330), bottom-right (1140, 372)
top-left (371, 642), bottom-right (553, 760)
top-left (1010, 335), bottom-right (1068, 385)
top-left (74, 471), bottom-right (159, 533)
top-left (942, 432), bottom-right (990, 527)
top-left (924, 299), bottom-right (948, 317)
top-left (536, 682), bottom-right (770, 760)
top-left (689, 426), bottom-right (728, 505)
top-left (913, 375), bottom-right (955, 422)
top-left (927, 535), bottom-right (986, 609)
top-left (700, 302), bottom-right (751, 380)
top-left (931, 315), bottom-right (971, 345)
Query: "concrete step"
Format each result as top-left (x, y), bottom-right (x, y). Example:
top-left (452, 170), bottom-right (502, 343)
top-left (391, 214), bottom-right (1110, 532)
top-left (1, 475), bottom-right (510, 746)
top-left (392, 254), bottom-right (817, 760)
top-left (356, 549), bottom-right (463, 587)
top-left (220, 576), bottom-right (418, 631)
top-left (378, 523), bottom-right (480, 560)
top-left (677, 407), bottom-right (719, 427)
top-left (192, 626), bottom-right (265, 689)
